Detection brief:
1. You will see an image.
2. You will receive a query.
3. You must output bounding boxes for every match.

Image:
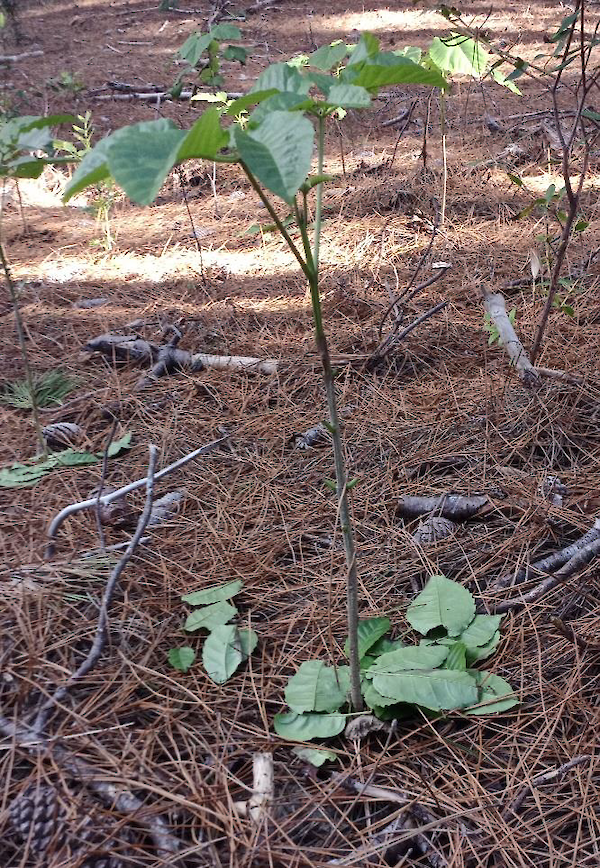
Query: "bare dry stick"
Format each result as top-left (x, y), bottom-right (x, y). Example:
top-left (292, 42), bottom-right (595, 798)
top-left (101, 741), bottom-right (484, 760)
top-left (502, 755), bottom-right (592, 819)
top-left (482, 291), bottom-right (539, 383)
top-left (491, 517), bottom-right (600, 590)
top-left (93, 419), bottom-right (118, 554)
top-left (492, 535), bottom-right (600, 614)
top-left (35, 446), bottom-right (159, 733)
top-left (45, 435), bottom-right (228, 558)
top-left (0, 713), bottom-right (182, 860)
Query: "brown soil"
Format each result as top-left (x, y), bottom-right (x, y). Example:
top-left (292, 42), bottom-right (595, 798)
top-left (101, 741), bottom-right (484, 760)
top-left (1, 2), bottom-right (599, 867)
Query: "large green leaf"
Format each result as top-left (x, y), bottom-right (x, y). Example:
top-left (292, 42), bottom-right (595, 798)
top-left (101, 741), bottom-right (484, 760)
top-left (309, 41), bottom-right (349, 71)
top-left (249, 92), bottom-right (314, 126)
top-left (235, 111), bottom-right (314, 203)
top-left (363, 679), bottom-right (401, 709)
top-left (273, 711), bottom-right (346, 741)
top-left (367, 644), bottom-right (449, 676)
top-left (210, 23), bottom-right (241, 40)
top-left (428, 34), bottom-right (489, 78)
top-left (466, 671), bottom-right (518, 715)
top-left (179, 31), bottom-right (213, 66)
top-left (325, 84), bottom-right (371, 109)
top-left (344, 617), bottom-right (390, 661)
top-left (202, 624), bottom-right (243, 683)
top-left (181, 580), bottom-right (242, 606)
top-left (225, 89), bottom-right (278, 116)
top-left (177, 108), bottom-right (229, 161)
top-left (107, 119), bottom-right (185, 205)
top-left (460, 615), bottom-right (502, 649)
top-left (372, 668), bottom-right (478, 711)
top-left (285, 661), bottom-right (349, 713)
top-left (345, 54), bottom-right (446, 90)
top-left (406, 575), bottom-right (475, 638)
top-left (347, 33), bottom-right (380, 66)
top-left (466, 632), bottom-right (501, 665)
top-left (183, 600), bottom-right (237, 632)
top-left (251, 62), bottom-right (311, 95)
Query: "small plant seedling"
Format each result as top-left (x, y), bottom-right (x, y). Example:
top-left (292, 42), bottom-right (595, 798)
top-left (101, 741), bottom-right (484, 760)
top-left (170, 580), bottom-right (258, 683)
top-left (274, 575), bottom-right (517, 765)
top-left (1, 368), bottom-right (80, 409)
top-left (174, 23), bottom-right (248, 95)
top-left (47, 71), bottom-right (86, 95)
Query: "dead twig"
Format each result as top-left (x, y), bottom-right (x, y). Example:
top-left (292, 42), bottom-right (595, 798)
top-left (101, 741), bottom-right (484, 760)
top-left (45, 436), bottom-right (228, 558)
top-left (35, 446), bottom-right (159, 734)
top-left (502, 755), bottom-right (592, 819)
top-left (550, 617), bottom-right (600, 651)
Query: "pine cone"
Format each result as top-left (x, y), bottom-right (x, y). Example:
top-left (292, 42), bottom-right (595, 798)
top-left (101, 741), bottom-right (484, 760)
top-left (9, 784), bottom-right (66, 855)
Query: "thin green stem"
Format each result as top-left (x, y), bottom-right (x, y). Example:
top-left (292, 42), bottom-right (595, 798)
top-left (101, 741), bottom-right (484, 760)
top-left (440, 92), bottom-right (447, 226)
top-left (0, 238), bottom-right (47, 457)
top-left (240, 163), bottom-right (311, 280)
top-left (313, 114), bottom-right (326, 272)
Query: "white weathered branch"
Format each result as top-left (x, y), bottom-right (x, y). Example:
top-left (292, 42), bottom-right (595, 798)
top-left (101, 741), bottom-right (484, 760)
top-left (483, 291), bottom-right (539, 382)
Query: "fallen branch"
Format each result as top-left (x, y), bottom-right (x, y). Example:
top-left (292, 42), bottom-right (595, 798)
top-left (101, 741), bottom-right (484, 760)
top-left (502, 755), bottom-right (592, 819)
top-left (482, 291), bottom-right (539, 383)
top-left (0, 49), bottom-right (43, 63)
top-left (492, 534), bottom-right (600, 614)
top-left (91, 88), bottom-right (242, 102)
top-left (491, 518), bottom-right (600, 590)
top-left (45, 436), bottom-right (228, 558)
top-left (0, 713), bottom-right (182, 860)
top-left (397, 493), bottom-right (489, 521)
top-left (35, 446), bottom-right (159, 733)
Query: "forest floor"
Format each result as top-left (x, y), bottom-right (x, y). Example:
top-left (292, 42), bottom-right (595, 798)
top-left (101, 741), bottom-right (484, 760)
top-left (1, 1), bottom-right (599, 866)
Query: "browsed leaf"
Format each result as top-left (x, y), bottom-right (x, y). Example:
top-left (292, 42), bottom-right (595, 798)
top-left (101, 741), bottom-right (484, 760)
top-left (372, 668), bottom-right (478, 712)
top-left (105, 432), bottom-right (132, 457)
top-left (202, 624), bottom-right (243, 683)
top-left (183, 600), bottom-right (237, 632)
top-left (182, 579), bottom-right (242, 606)
top-left (285, 661), bottom-right (349, 713)
top-left (344, 616), bottom-right (390, 661)
top-left (466, 671), bottom-right (518, 715)
top-left (168, 646), bottom-right (196, 673)
top-left (406, 575), bottom-right (475, 637)
top-left (235, 111), bottom-right (314, 203)
top-left (238, 628), bottom-right (258, 659)
top-left (273, 711), bottom-right (346, 741)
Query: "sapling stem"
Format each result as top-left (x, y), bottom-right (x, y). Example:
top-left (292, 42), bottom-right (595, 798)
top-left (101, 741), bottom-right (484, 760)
top-left (0, 237), bottom-right (47, 457)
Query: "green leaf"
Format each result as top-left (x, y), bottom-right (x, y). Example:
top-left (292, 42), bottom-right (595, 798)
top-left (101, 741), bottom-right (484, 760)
top-left (491, 65), bottom-right (521, 94)
top-left (202, 624), bottom-right (243, 683)
top-left (105, 432), bottom-right (132, 458)
top-left (223, 45), bottom-right (248, 65)
top-left (347, 33), bottom-right (380, 66)
top-left (292, 745), bottom-right (338, 766)
top-left (325, 84), bottom-right (371, 108)
top-left (0, 462), bottom-right (48, 488)
top-left (183, 600), bottom-right (237, 632)
top-left (273, 711), bottom-right (346, 741)
top-left (574, 218), bottom-right (589, 232)
top-left (285, 661), bottom-right (349, 713)
top-left (249, 92), bottom-right (314, 125)
top-left (238, 628), bottom-right (258, 658)
top-left (182, 579), bottom-right (242, 606)
top-left (444, 641), bottom-right (467, 671)
top-left (367, 644), bottom-right (449, 676)
top-left (235, 111), bottom-right (314, 203)
top-left (395, 46), bottom-right (422, 63)
top-left (251, 62), bottom-right (311, 95)
top-left (372, 668), bottom-right (478, 712)
top-left (460, 615), bottom-right (502, 649)
top-left (107, 119), bottom-right (185, 205)
top-left (344, 617), bottom-right (390, 661)
top-left (369, 636), bottom-right (405, 656)
top-left (466, 671), bottom-right (518, 715)
top-left (363, 679), bottom-right (401, 709)
top-left (507, 173), bottom-right (523, 186)
top-left (466, 631), bottom-right (501, 665)
top-left (406, 575), bottom-right (476, 638)
top-left (54, 449), bottom-right (99, 468)
top-left (177, 108), bottom-right (229, 161)
top-left (428, 34), bottom-right (489, 78)
top-left (210, 23), bottom-right (241, 40)
top-left (309, 41), bottom-right (349, 71)
top-left (225, 89), bottom-right (278, 116)
top-left (62, 133), bottom-right (120, 202)
top-left (168, 646), bottom-right (196, 673)
top-left (345, 53), bottom-right (446, 90)
top-left (179, 31), bottom-right (213, 66)
top-left (561, 304), bottom-right (575, 317)
top-left (299, 173), bottom-right (334, 193)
